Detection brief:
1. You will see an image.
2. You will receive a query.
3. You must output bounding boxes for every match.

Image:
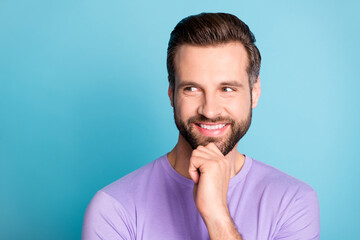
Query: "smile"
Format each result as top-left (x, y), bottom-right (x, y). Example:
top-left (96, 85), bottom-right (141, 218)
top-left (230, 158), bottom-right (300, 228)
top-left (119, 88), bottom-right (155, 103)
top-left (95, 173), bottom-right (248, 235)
top-left (194, 123), bottom-right (230, 137)
top-left (198, 123), bottom-right (227, 130)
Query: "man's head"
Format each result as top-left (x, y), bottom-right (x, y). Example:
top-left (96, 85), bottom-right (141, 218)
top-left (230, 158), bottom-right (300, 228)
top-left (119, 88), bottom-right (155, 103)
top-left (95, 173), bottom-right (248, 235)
top-left (167, 13), bottom-right (261, 156)
top-left (167, 12), bottom-right (261, 91)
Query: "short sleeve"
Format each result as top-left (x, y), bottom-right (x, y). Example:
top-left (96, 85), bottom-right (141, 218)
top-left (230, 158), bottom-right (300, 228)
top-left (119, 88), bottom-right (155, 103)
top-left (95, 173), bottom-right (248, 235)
top-left (275, 190), bottom-right (320, 240)
top-left (82, 191), bottom-right (136, 240)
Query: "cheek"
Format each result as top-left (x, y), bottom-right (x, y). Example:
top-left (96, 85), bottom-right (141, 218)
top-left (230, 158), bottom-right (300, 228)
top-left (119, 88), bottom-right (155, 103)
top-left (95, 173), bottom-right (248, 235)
top-left (225, 96), bottom-right (251, 115)
top-left (175, 97), bottom-right (199, 118)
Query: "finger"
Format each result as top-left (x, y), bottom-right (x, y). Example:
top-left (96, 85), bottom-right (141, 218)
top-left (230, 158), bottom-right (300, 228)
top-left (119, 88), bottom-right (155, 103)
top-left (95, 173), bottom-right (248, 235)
top-left (189, 161), bottom-right (200, 184)
top-left (194, 145), bottom-right (219, 158)
top-left (205, 143), bottom-right (223, 156)
top-left (192, 146), bottom-right (215, 159)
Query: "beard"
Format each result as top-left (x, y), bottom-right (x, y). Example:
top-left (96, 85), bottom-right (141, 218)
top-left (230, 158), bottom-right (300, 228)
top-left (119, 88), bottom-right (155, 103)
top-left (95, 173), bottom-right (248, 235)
top-left (174, 108), bottom-right (252, 156)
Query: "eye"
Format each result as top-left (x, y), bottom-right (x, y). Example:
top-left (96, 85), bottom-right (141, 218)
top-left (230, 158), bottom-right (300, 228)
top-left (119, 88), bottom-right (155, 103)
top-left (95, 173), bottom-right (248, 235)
top-left (222, 87), bottom-right (234, 92)
top-left (184, 86), bottom-right (199, 92)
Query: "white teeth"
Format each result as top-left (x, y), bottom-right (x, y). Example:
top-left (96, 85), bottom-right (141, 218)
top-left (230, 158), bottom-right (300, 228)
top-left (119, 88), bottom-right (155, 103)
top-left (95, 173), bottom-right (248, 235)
top-left (199, 124), bottom-right (226, 130)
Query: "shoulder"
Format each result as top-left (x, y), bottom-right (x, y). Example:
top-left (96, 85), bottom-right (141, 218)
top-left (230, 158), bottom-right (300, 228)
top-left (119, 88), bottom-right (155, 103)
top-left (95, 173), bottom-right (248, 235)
top-left (82, 190), bottom-right (136, 239)
top-left (85, 154), bottom-right (166, 215)
top-left (82, 155), bottom-right (167, 239)
top-left (102, 154), bottom-right (167, 201)
top-left (247, 157), bottom-right (320, 239)
top-left (249, 158), bottom-right (315, 196)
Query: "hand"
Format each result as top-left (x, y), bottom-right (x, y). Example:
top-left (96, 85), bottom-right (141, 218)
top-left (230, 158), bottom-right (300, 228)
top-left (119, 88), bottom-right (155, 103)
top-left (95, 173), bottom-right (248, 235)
top-left (189, 143), bottom-right (243, 239)
top-left (188, 143), bottom-right (231, 222)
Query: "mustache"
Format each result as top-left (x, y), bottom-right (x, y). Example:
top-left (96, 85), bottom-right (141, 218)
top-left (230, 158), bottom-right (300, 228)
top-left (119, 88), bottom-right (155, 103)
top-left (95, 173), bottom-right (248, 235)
top-left (187, 115), bottom-right (235, 124)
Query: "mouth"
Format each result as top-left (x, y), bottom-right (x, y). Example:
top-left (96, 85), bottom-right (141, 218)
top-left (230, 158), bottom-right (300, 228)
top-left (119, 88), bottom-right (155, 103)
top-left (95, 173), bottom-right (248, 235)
top-left (197, 123), bottom-right (227, 130)
top-left (193, 122), bottom-right (230, 137)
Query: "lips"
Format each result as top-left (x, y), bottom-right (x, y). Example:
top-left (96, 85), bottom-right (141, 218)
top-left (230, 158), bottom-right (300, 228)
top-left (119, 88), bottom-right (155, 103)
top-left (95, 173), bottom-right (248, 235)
top-left (198, 123), bottom-right (226, 130)
top-left (194, 122), bottom-right (230, 137)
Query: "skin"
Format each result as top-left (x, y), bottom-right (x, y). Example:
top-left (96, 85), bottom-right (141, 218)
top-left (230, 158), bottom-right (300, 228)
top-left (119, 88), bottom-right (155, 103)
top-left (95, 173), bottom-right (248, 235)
top-left (167, 41), bottom-right (261, 239)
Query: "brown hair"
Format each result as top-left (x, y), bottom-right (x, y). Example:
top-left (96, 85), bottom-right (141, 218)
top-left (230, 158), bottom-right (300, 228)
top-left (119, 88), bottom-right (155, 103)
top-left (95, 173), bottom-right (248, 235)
top-left (167, 12), bottom-right (261, 90)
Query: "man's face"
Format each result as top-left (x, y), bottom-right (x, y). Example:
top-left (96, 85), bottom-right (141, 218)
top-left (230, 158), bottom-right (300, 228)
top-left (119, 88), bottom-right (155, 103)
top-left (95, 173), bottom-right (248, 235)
top-left (169, 42), bottom-right (260, 156)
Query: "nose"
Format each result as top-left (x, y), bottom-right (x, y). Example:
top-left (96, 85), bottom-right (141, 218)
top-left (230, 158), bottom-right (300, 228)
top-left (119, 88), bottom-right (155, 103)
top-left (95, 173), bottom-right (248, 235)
top-left (197, 93), bottom-right (222, 119)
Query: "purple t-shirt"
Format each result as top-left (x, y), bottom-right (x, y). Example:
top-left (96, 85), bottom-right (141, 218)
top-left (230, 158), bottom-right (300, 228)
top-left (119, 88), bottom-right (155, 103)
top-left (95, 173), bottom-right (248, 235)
top-left (82, 155), bottom-right (320, 240)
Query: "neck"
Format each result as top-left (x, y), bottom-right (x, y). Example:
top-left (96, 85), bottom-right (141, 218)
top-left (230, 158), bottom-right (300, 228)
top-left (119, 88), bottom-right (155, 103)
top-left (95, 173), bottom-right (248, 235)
top-left (167, 134), bottom-right (245, 179)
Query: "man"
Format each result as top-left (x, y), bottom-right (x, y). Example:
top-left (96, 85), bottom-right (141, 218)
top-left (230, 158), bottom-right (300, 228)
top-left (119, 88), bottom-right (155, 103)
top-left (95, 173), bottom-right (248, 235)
top-left (82, 13), bottom-right (320, 240)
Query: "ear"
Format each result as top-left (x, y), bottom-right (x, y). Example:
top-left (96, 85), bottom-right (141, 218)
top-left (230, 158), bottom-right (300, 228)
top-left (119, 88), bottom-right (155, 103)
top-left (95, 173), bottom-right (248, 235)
top-left (251, 76), bottom-right (261, 109)
top-left (168, 85), bottom-right (174, 107)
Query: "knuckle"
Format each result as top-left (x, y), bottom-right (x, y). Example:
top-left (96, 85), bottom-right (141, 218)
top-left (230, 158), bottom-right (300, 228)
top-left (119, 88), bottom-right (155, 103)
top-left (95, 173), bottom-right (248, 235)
top-left (192, 149), bottom-right (201, 156)
top-left (190, 155), bottom-right (198, 162)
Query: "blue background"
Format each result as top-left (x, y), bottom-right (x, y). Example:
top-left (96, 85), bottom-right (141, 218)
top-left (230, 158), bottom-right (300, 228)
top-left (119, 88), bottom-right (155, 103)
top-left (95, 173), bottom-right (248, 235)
top-left (0, 0), bottom-right (359, 239)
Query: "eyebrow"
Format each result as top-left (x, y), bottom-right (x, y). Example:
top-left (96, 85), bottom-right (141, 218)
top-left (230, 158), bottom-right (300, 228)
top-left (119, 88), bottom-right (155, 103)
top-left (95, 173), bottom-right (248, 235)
top-left (177, 80), bottom-right (244, 89)
top-left (219, 81), bottom-right (244, 88)
top-left (176, 81), bottom-right (202, 89)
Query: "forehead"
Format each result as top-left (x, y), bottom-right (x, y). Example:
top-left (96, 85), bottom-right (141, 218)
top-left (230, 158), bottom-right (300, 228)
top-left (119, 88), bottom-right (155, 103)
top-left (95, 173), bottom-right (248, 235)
top-left (174, 42), bottom-right (249, 87)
